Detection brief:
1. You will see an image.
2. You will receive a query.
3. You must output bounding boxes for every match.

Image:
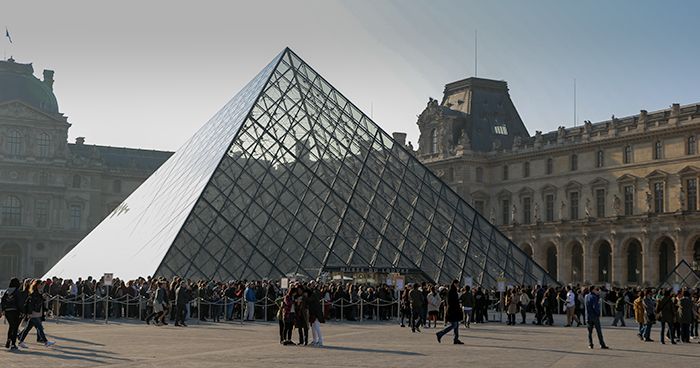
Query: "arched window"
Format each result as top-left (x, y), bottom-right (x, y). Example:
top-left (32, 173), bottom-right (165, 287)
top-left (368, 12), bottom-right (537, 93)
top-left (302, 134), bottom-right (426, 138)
top-left (475, 167), bottom-right (483, 183)
top-left (7, 130), bottom-right (22, 156)
top-left (659, 238), bottom-right (675, 282)
top-left (626, 240), bottom-right (642, 284)
top-left (546, 158), bottom-right (553, 175)
top-left (687, 136), bottom-right (696, 155)
top-left (72, 175), bottom-right (81, 189)
top-left (571, 242), bottom-right (583, 283)
top-left (546, 245), bottom-right (558, 280)
top-left (38, 132), bottom-right (50, 157)
top-left (653, 140), bottom-right (663, 160)
top-left (430, 128), bottom-right (438, 154)
top-left (623, 145), bottom-right (633, 164)
top-left (596, 150), bottom-right (604, 168)
top-left (1, 195), bottom-right (22, 226)
top-left (570, 154), bottom-right (578, 171)
top-left (598, 242), bottom-right (612, 283)
top-left (113, 180), bottom-right (122, 193)
top-left (0, 243), bottom-right (21, 284)
top-left (523, 161), bottom-right (530, 178)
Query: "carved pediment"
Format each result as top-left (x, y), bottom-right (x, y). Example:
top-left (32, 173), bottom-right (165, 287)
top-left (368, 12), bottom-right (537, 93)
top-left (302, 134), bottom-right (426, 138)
top-left (496, 189), bottom-right (512, 198)
top-left (677, 165), bottom-right (700, 176)
top-left (471, 190), bottom-right (489, 199)
top-left (589, 177), bottom-right (609, 188)
top-left (518, 186), bottom-right (534, 197)
top-left (645, 169), bottom-right (669, 180)
top-left (0, 100), bottom-right (67, 123)
top-left (564, 180), bottom-right (583, 192)
top-left (616, 173), bottom-right (639, 183)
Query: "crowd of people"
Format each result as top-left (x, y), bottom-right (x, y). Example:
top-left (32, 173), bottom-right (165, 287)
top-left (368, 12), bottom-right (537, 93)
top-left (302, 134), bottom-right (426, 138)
top-left (2, 274), bottom-right (700, 351)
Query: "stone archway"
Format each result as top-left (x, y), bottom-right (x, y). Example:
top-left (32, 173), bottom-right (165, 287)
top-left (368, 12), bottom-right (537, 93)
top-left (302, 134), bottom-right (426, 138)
top-left (545, 243), bottom-right (558, 280)
top-left (656, 236), bottom-right (676, 282)
top-left (623, 238), bottom-right (643, 285)
top-left (597, 240), bottom-right (612, 283)
top-left (570, 242), bottom-right (583, 283)
top-left (521, 243), bottom-right (534, 258)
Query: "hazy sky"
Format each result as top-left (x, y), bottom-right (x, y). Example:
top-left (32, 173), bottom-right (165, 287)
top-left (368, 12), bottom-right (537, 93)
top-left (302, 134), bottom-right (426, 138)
top-left (3, 0), bottom-right (699, 151)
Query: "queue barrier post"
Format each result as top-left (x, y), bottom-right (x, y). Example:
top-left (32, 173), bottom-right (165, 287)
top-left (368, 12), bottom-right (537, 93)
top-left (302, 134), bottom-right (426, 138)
top-left (264, 298), bottom-right (268, 322)
top-left (340, 299), bottom-right (344, 321)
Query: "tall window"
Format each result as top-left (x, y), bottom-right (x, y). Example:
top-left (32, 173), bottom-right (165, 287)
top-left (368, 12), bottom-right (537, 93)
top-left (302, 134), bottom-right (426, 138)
top-left (596, 150), bottom-right (604, 168)
top-left (653, 182), bottom-right (664, 213)
top-left (569, 191), bottom-right (579, 220)
top-left (624, 185), bottom-right (634, 215)
top-left (688, 136), bottom-right (697, 155)
top-left (623, 145), bottom-right (633, 164)
top-left (523, 162), bottom-right (530, 178)
top-left (474, 200), bottom-right (485, 215)
top-left (595, 189), bottom-right (605, 218)
top-left (430, 128), bottom-right (438, 153)
top-left (35, 200), bottom-right (49, 228)
top-left (113, 180), bottom-right (122, 193)
top-left (1, 196), bottom-right (22, 226)
top-left (570, 154), bottom-right (578, 171)
top-left (7, 130), bottom-right (22, 156)
top-left (72, 175), bottom-right (81, 189)
top-left (546, 158), bottom-right (553, 175)
top-left (522, 197), bottom-right (532, 224)
top-left (545, 194), bottom-right (554, 222)
top-left (687, 179), bottom-right (697, 211)
top-left (38, 132), bottom-right (50, 158)
top-left (502, 165), bottom-right (509, 180)
top-left (70, 205), bottom-right (82, 230)
top-left (502, 199), bottom-right (510, 225)
top-left (653, 140), bottom-right (663, 160)
top-left (475, 167), bottom-right (483, 183)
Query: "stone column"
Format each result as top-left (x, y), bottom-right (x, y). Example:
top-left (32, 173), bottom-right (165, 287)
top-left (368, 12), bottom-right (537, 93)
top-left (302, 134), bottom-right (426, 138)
top-left (611, 237), bottom-right (623, 287)
top-left (583, 239), bottom-right (594, 284)
top-left (557, 242), bottom-right (570, 284)
top-left (641, 235), bottom-right (654, 286)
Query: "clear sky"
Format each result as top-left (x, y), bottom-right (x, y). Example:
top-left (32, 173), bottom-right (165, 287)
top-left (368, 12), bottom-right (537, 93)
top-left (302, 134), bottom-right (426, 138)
top-left (3, 0), bottom-right (699, 151)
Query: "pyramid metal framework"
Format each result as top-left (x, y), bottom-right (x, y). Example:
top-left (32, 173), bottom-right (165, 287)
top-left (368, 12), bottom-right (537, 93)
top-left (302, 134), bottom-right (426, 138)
top-left (658, 260), bottom-right (700, 290)
top-left (46, 48), bottom-right (556, 288)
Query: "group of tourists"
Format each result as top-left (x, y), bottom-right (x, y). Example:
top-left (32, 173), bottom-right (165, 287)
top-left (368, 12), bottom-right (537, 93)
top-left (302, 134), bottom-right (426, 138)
top-left (3, 273), bottom-right (700, 352)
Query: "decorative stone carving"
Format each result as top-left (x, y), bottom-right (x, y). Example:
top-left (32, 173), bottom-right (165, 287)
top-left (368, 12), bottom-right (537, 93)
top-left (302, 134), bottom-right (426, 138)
top-left (490, 208), bottom-right (496, 224)
top-left (533, 202), bottom-right (540, 222)
top-left (646, 191), bottom-right (653, 213)
top-left (680, 186), bottom-right (686, 211)
top-left (613, 195), bottom-right (622, 216)
top-left (560, 200), bottom-right (566, 220)
top-left (511, 204), bottom-right (517, 224)
top-left (585, 198), bottom-right (591, 218)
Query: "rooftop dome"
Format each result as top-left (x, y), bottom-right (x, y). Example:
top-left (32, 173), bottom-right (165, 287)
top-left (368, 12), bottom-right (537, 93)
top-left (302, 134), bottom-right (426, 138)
top-left (0, 57), bottom-right (59, 114)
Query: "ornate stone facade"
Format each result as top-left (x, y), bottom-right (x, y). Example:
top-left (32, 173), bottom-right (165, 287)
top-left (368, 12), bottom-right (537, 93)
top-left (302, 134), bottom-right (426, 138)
top-left (410, 77), bottom-right (700, 287)
top-left (0, 58), bottom-right (171, 286)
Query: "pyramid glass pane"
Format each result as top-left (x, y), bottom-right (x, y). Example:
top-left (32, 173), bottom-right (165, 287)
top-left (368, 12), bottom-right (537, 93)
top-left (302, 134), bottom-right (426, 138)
top-left (46, 48), bottom-right (556, 288)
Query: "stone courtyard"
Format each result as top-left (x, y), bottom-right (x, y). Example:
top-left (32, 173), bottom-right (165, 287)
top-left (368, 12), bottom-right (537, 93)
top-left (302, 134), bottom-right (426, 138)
top-left (2, 315), bottom-right (699, 368)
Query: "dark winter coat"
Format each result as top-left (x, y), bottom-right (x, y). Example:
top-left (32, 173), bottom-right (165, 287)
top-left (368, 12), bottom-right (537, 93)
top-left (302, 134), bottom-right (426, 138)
top-left (677, 296), bottom-right (693, 324)
top-left (445, 286), bottom-right (462, 323)
top-left (656, 296), bottom-right (675, 323)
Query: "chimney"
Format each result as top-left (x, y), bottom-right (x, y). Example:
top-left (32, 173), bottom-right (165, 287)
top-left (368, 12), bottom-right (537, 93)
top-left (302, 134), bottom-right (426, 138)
top-left (43, 69), bottom-right (55, 90)
top-left (670, 103), bottom-right (681, 126)
top-left (392, 132), bottom-right (407, 147)
top-left (75, 137), bottom-right (85, 145)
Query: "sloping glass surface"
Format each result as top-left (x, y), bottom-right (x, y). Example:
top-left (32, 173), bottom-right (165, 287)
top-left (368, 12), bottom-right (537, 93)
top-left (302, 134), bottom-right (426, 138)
top-left (658, 260), bottom-right (700, 289)
top-left (47, 48), bottom-right (556, 288)
top-left (43, 50), bottom-right (285, 281)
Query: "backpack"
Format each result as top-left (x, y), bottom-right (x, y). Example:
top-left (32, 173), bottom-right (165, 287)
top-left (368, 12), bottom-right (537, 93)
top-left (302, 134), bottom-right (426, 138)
top-left (1, 289), bottom-right (19, 312)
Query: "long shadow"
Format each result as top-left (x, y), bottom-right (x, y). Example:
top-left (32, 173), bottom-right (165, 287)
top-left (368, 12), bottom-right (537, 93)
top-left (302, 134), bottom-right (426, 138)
top-left (50, 344), bottom-right (109, 354)
top-left (52, 335), bottom-right (106, 346)
top-left (50, 346), bottom-right (126, 361)
top-left (13, 349), bottom-right (108, 364)
top-left (469, 344), bottom-right (623, 357)
top-left (609, 347), bottom-right (700, 359)
top-left (322, 345), bottom-right (424, 356)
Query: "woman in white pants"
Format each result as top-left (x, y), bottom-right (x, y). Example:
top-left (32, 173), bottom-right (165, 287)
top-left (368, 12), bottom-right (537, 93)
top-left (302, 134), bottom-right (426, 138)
top-left (307, 284), bottom-right (325, 347)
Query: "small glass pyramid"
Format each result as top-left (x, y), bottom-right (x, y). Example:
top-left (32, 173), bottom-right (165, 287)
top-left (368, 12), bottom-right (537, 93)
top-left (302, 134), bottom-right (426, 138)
top-left (658, 260), bottom-right (700, 290)
top-left (46, 48), bottom-right (556, 288)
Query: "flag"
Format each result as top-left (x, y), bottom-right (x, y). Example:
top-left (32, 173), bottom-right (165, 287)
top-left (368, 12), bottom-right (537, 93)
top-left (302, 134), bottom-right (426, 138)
top-left (5, 28), bottom-right (12, 43)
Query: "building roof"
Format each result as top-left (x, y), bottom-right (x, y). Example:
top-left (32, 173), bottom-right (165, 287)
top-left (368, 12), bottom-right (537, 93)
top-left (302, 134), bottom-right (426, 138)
top-left (69, 143), bottom-right (173, 172)
top-left (0, 58), bottom-right (59, 114)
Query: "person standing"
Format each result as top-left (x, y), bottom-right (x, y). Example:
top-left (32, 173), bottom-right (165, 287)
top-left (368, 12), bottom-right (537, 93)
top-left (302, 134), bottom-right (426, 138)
top-left (436, 280), bottom-right (464, 345)
top-left (307, 283), bottom-right (324, 347)
top-left (642, 289), bottom-right (656, 342)
top-left (426, 287), bottom-right (440, 328)
top-left (1, 278), bottom-right (22, 351)
top-left (409, 283), bottom-right (424, 332)
top-left (656, 289), bottom-right (676, 344)
top-left (677, 290), bottom-right (693, 343)
top-left (460, 287), bottom-right (474, 328)
top-left (633, 290), bottom-right (646, 340)
top-left (244, 283), bottom-right (257, 321)
top-left (534, 285), bottom-right (544, 325)
top-left (174, 281), bottom-right (189, 327)
top-left (518, 287), bottom-right (530, 324)
top-left (611, 291), bottom-right (626, 327)
top-left (584, 286), bottom-right (609, 349)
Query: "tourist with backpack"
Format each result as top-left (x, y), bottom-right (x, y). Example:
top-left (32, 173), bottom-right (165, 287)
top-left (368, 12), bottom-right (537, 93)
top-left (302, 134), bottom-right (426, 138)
top-left (2, 278), bottom-right (22, 351)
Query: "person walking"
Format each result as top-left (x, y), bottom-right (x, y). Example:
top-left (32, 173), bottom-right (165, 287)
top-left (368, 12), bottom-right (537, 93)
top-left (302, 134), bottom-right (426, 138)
top-left (426, 287), bottom-right (440, 328)
top-left (505, 290), bottom-right (518, 325)
top-left (518, 287), bottom-right (530, 324)
top-left (584, 286), bottom-right (609, 349)
top-left (633, 290), bottom-right (646, 340)
top-left (18, 280), bottom-right (55, 348)
top-left (564, 286), bottom-right (580, 327)
top-left (436, 280), bottom-right (464, 345)
top-left (174, 281), bottom-right (189, 327)
top-left (281, 286), bottom-right (296, 346)
top-left (656, 289), bottom-right (676, 344)
top-left (307, 283), bottom-right (324, 347)
top-left (642, 289), bottom-right (656, 342)
top-left (1, 278), bottom-right (22, 351)
top-left (611, 291), bottom-right (626, 327)
top-left (677, 290), bottom-right (693, 343)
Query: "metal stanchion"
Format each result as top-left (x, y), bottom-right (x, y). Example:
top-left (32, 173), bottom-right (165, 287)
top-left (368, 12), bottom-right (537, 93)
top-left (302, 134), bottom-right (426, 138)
top-left (93, 296), bottom-right (97, 322)
top-left (264, 298), bottom-right (268, 322)
top-left (340, 299), bottom-right (344, 321)
top-left (359, 299), bottom-right (363, 322)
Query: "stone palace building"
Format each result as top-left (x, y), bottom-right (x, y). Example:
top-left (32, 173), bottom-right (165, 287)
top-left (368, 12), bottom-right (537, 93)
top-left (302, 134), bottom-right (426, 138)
top-left (0, 58), bottom-right (172, 286)
top-left (408, 77), bottom-right (700, 286)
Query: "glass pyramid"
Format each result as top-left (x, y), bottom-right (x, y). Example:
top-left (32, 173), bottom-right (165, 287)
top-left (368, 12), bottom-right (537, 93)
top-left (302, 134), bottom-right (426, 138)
top-left (46, 48), bottom-right (556, 288)
top-left (658, 260), bottom-right (700, 290)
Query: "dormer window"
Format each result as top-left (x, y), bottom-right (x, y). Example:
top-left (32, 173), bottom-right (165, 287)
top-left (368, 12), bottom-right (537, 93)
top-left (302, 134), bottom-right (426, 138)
top-left (494, 125), bottom-right (508, 135)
